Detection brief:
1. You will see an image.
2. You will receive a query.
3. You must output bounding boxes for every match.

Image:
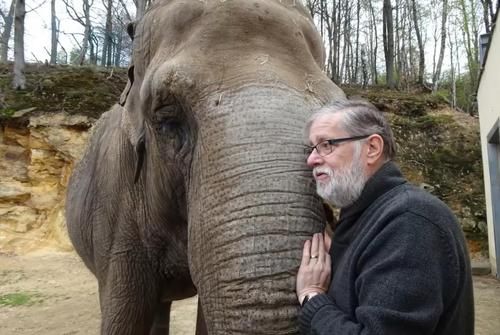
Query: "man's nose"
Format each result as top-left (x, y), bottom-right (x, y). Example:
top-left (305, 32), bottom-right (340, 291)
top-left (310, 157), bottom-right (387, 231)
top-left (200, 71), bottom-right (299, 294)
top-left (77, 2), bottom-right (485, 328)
top-left (306, 149), bottom-right (324, 167)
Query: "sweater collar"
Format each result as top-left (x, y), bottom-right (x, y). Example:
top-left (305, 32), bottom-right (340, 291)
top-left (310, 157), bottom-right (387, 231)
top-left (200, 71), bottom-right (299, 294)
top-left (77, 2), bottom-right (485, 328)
top-left (337, 161), bottom-right (407, 227)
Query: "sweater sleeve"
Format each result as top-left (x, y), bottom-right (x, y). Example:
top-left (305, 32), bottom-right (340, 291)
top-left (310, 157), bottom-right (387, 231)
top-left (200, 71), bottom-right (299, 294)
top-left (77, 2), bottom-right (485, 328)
top-left (298, 212), bottom-right (459, 335)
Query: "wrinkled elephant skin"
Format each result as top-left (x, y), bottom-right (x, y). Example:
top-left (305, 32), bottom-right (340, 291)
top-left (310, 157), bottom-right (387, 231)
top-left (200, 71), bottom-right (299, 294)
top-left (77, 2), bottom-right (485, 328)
top-left (66, 0), bottom-right (345, 334)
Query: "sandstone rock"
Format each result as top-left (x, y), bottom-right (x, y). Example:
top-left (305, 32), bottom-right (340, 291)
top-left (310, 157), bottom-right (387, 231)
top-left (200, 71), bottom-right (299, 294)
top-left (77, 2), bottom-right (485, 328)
top-left (29, 112), bottom-right (93, 128)
top-left (0, 206), bottom-right (38, 230)
top-left (0, 181), bottom-right (31, 202)
top-left (30, 125), bottom-right (89, 162)
top-left (0, 112), bottom-right (90, 254)
top-left (3, 126), bottom-right (29, 147)
top-left (0, 143), bottom-right (29, 182)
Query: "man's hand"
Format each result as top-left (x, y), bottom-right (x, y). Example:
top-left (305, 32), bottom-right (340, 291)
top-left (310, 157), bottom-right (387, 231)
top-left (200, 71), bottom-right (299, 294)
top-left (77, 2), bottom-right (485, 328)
top-left (296, 232), bottom-right (331, 305)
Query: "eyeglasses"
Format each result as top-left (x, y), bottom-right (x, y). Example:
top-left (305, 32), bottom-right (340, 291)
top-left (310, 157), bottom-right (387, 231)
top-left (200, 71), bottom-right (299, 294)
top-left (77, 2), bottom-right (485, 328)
top-left (304, 135), bottom-right (370, 157)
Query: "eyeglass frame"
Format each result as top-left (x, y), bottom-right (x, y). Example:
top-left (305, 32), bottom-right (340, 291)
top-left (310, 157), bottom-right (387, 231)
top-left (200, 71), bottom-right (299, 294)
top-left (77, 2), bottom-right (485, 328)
top-left (304, 135), bottom-right (371, 158)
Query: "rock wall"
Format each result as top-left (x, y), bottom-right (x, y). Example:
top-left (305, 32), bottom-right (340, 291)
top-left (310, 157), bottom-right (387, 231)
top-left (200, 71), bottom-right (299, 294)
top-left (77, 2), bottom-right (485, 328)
top-left (0, 111), bottom-right (92, 254)
top-left (0, 105), bottom-right (488, 255)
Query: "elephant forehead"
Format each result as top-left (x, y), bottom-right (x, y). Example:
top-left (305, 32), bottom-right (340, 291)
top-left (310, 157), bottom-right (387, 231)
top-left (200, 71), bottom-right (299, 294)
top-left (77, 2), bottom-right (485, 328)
top-left (134, 0), bottom-right (324, 79)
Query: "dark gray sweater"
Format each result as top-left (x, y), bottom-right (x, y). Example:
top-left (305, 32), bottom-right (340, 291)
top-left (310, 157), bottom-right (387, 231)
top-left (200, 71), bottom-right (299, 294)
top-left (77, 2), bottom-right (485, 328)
top-left (299, 162), bottom-right (474, 335)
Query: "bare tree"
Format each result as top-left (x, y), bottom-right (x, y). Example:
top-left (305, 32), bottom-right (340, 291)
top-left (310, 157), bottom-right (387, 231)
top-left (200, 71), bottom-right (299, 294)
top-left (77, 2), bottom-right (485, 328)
top-left (113, 5), bottom-right (132, 66)
top-left (63, 0), bottom-right (93, 65)
top-left (361, 44), bottom-right (369, 88)
top-left (365, 0), bottom-right (379, 84)
top-left (134, 0), bottom-right (147, 20)
top-left (13, 0), bottom-right (25, 89)
top-left (479, 0), bottom-right (494, 33)
top-left (432, 0), bottom-right (448, 92)
top-left (101, 0), bottom-right (113, 66)
top-left (458, 0), bottom-right (480, 113)
top-left (354, 0), bottom-right (360, 83)
top-left (0, 0), bottom-right (15, 63)
top-left (50, 0), bottom-right (59, 64)
top-left (410, 0), bottom-right (425, 85)
top-left (448, 29), bottom-right (457, 109)
top-left (383, 0), bottom-right (395, 88)
top-left (305, 0), bottom-right (321, 19)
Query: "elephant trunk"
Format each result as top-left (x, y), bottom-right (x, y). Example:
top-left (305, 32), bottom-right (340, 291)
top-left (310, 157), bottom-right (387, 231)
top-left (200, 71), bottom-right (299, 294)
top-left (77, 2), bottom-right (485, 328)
top-left (188, 85), bottom-right (327, 334)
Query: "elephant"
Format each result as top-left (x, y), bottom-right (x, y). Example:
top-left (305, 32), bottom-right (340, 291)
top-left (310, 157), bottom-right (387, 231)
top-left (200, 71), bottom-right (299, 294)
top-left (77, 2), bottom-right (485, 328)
top-left (65, 0), bottom-right (345, 334)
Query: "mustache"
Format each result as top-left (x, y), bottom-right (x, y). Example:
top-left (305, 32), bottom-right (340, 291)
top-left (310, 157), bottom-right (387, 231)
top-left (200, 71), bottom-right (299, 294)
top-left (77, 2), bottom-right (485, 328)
top-left (313, 166), bottom-right (334, 178)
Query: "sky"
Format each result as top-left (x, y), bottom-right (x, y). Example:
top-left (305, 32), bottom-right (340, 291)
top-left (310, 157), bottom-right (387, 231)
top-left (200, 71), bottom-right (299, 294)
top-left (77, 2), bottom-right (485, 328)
top-left (23, 0), bottom-right (136, 62)
top-left (25, 0), bottom-right (84, 62)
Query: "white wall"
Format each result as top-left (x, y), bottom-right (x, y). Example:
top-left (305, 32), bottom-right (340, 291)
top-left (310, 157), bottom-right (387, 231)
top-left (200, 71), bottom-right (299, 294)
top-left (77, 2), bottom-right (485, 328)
top-left (477, 20), bottom-right (500, 277)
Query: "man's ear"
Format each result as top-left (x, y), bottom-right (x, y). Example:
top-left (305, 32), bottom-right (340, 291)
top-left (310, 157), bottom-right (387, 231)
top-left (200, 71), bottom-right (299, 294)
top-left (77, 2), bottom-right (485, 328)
top-left (366, 134), bottom-right (384, 164)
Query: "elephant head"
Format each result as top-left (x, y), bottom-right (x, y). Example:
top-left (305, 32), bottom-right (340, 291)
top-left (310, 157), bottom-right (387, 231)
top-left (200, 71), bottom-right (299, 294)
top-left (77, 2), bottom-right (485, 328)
top-left (119, 0), bottom-right (344, 333)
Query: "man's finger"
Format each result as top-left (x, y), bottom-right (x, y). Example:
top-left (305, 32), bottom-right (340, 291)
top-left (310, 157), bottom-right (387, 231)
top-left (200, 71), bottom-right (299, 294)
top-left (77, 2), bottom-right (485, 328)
top-left (310, 233), bottom-right (319, 259)
top-left (301, 239), bottom-right (311, 266)
top-left (317, 232), bottom-right (325, 261)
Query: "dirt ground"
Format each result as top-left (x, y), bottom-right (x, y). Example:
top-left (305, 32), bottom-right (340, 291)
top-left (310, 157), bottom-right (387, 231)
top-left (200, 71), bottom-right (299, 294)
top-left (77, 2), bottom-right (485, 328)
top-left (1, 250), bottom-right (499, 335)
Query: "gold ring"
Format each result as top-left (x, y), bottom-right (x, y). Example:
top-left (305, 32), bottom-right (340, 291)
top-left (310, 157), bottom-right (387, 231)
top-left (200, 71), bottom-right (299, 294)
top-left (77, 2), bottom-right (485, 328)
top-left (310, 255), bottom-right (318, 259)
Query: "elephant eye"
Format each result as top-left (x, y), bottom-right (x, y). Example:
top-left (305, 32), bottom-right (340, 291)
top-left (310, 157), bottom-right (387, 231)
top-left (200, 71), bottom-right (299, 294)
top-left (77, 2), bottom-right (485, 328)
top-left (152, 102), bottom-right (191, 152)
top-left (159, 120), bottom-right (180, 134)
top-left (153, 103), bottom-right (184, 135)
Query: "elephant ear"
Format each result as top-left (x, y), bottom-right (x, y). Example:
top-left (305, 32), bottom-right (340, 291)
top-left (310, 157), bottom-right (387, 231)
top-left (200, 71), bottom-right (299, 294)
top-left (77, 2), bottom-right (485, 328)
top-left (119, 22), bottom-right (136, 106)
top-left (133, 128), bottom-right (146, 183)
top-left (121, 21), bottom-right (146, 183)
top-left (119, 65), bottom-right (134, 106)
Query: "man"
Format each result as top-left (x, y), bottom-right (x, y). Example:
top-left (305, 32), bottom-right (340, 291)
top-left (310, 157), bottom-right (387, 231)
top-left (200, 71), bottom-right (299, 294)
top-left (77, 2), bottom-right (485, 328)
top-left (296, 100), bottom-right (474, 334)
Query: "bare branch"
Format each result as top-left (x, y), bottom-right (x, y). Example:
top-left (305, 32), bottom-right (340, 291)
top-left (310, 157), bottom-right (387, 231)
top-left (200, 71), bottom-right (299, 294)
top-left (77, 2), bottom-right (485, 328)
top-left (26, 0), bottom-right (48, 14)
top-left (70, 33), bottom-right (83, 49)
top-left (31, 52), bottom-right (41, 63)
top-left (117, 0), bottom-right (132, 22)
top-left (61, 0), bottom-right (85, 26)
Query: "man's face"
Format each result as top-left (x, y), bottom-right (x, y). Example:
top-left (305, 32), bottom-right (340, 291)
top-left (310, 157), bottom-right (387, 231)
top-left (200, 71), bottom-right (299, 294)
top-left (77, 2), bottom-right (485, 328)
top-left (306, 113), bottom-right (368, 208)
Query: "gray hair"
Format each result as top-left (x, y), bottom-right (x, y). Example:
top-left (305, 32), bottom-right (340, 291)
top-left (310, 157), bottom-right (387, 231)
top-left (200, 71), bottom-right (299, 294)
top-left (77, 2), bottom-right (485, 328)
top-left (305, 99), bottom-right (396, 160)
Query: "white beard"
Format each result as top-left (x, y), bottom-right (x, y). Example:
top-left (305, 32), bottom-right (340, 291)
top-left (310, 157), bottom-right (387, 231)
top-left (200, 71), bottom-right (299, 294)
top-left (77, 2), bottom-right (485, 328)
top-left (313, 147), bottom-right (368, 208)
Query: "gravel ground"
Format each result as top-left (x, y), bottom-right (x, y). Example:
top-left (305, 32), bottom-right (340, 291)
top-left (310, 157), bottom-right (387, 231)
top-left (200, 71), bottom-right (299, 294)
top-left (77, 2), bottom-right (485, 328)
top-left (0, 250), bottom-right (498, 334)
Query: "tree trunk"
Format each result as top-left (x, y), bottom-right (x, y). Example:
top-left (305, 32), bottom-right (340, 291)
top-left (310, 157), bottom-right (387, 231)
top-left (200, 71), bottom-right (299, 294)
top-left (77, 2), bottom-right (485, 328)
top-left (368, 0), bottom-right (378, 84)
top-left (383, 0), bottom-right (395, 88)
top-left (480, 0), bottom-right (493, 33)
top-left (394, 0), bottom-right (401, 88)
top-left (458, 0), bottom-right (479, 113)
top-left (361, 46), bottom-right (368, 88)
top-left (432, 0), bottom-right (448, 92)
top-left (12, 0), bottom-right (25, 90)
top-left (448, 31), bottom-right (456, 109)
top-left (101, 0), bottom-right (113, 67)
top-left (136, 0), bottom-right (146, 20)
top-left (76, 0), bottom-right (92, 65)
top-left (322, 3), bottom-right (334, 79)
top-left (114, 30), bottom-right (122, 66)
top-left (50, 0), bottom-right (58, 64)
top-left (334, 0), bottom-right (341, 82)
top-left (0, 0), bottom-right (15, 63)
top-left (410, 0), bottom-right (425, 85)
top-left (354, 0), bottom-right (360, 83)
top-left (89, 31), bottom-right (96, 64)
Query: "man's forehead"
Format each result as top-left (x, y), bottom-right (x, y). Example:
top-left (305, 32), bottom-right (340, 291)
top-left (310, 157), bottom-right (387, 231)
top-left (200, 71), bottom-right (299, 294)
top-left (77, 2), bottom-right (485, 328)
top-left (308, 113), bottom-right (344, 142)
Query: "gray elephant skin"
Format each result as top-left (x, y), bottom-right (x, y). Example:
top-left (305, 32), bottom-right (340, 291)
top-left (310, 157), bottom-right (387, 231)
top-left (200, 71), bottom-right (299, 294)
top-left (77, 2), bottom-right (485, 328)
top-left (65, 0), bottom-right (345, 334)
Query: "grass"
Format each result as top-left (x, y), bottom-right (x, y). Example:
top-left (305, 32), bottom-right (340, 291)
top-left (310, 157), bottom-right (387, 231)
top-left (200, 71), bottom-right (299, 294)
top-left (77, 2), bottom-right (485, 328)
top-left (0, 292), bottom-right (44, 307)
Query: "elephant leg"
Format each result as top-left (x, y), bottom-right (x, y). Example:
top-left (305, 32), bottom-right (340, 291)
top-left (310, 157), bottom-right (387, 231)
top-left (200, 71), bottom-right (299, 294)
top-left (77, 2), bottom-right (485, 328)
top-left (195, 298), bottom-right (208, 335)
top-left (150, 301), bottom-right (171, 335)
top-left (98, 253), bottom-right (159, 335)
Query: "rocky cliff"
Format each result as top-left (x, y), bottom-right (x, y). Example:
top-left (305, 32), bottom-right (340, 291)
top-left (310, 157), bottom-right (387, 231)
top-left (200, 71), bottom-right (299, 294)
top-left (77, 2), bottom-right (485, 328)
top-left (0, 65), bottom-right (487, 255)
top-left (0, 111), bottom-right (92, 253)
